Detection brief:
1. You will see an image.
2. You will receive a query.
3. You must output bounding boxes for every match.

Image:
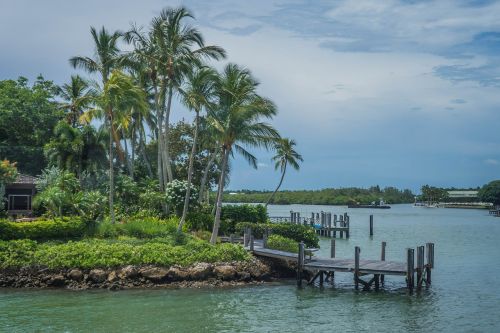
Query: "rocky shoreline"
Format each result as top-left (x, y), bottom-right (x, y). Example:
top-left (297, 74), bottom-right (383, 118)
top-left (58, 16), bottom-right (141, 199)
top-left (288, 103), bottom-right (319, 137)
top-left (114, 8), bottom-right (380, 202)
top-left (0, 257), bottom-right (297, 290)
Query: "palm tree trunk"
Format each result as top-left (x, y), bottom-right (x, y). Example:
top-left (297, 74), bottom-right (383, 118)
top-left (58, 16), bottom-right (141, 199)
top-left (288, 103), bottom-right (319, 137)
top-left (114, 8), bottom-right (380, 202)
top-left (108, 112), bottom-right (115, 224)
top-left (154, 85), bottom-right (165, 190)
top-left (139, 127), bottom-right (153, 178)
top-left (178, 110), bottom-right (200, 231)
top-left (265, 163), bottom-right (287, 208)
top-left (198, 149), bottom-right (217, 204)
top-left (131, 128), bottom-right (136, 179)
top-left (122, 129), bottom-right (133, 178)
top-left (163, 84), bottom-right (174, 182)
top-left (210, 146), bottom-right (229, 245)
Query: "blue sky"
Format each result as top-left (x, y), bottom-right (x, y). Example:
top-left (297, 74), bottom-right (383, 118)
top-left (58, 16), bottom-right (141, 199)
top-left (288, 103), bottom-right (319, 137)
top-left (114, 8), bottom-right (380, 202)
top-left (1, 0), bottom-right (499, 192)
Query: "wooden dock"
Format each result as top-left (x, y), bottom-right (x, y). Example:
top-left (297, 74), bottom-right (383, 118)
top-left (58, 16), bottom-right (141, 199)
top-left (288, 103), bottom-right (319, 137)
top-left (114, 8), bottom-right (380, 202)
top-left (238, 231), bottom-right (434, 292)
top-left (268, 211), bottom-right (351, 239)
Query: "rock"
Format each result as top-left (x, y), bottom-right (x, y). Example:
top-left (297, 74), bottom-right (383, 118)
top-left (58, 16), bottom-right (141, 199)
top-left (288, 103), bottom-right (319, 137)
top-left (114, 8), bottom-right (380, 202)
top-left (107, 271), bottom-right (118, 282)
top-left (188, 263), bottom-right (213, 280)
top-left (214, 265), bottom-right (237, 281)
top-left (238, 272), bottom-right (252, 282)
top-left (67, 269), bottom-right (84, 281)
top-left (139, 267), bottom-right (169, 282)
top-left (47, 275), bottom-right (66, 287)
top-left (118, 265), bottom-right (138, 279)
top-left (167, 267), bottom-right (190, 281)
top-left (89, 269), bottom-right (108, 283)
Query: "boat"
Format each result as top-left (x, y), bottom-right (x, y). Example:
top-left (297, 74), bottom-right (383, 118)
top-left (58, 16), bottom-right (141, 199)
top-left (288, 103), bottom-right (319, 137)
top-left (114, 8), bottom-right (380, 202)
top-left (348, 199), bottom-right (391, 209)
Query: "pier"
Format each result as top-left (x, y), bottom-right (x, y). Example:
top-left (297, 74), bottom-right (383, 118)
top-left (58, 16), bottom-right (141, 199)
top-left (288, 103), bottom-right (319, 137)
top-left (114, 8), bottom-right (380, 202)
top-left (268, 210), bottom-right (350, 238)
top-left (237, 229), bottom-right (434, 292)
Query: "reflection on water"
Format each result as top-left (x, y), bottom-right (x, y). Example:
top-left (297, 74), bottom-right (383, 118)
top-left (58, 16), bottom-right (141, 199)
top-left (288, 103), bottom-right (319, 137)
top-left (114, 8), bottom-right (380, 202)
top-left (1, 204), bottom-right (499, 332)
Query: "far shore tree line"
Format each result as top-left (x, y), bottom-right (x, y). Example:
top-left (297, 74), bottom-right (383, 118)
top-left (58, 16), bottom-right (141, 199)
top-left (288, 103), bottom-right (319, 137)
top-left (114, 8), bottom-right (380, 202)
top-left (0, 6), bottom-right (303, 244)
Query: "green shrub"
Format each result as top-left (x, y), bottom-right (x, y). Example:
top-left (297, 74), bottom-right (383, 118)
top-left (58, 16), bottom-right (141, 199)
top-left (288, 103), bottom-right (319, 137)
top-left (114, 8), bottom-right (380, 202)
top-left (221, 204), bottom-right (267, 223)
top-left (186, 211), bottom-right (213, 231)
top-left (0, 237), bottom-right (250, 269)
top-left (267, 234), bottom-right (298, 253)
top-left (0, 217), bottom-right (87, 240)
top-left (235, 222), bottom-right (319, 248)
top-left (94, 216), bottom-right (181, 239)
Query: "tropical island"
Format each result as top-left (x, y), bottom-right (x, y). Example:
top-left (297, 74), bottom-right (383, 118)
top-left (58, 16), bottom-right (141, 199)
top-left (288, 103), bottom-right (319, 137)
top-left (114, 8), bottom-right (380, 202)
top-left (0, 7), bottom-right (317, 289)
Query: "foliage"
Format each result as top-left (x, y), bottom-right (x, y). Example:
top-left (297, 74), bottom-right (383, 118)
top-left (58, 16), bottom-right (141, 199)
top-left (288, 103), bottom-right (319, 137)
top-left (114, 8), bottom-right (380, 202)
top-left (94, 216), bottom-right (180, 239)
top-left (0, 217), bottom-right (87, 240)
top-left (74, 190), bottom-right (107, 223)
top-left (186, 211), bottom-right (214, 231)
top-left (478, 180), bottom-right (500, 205)
top-left (0, 237), bottom-right (250, 269)
top-left (165, 179), bottom-right (198, 215)
top-left (0, 159), bottom-right (18, 185)
top-left (419, 185), bottom-right (448, 203)
top-left (0, 76), bottom-right (62, 175)
top-left (222, 186), bottom-right (415, 205)
top-left (267, 234), bottom-right (298, 253)
top-left (235, 222), bottom-right (319, 248)
top-left (221, 204), bottom-right (268, 223)
top-left (33, 169), bottom-right (80, 217)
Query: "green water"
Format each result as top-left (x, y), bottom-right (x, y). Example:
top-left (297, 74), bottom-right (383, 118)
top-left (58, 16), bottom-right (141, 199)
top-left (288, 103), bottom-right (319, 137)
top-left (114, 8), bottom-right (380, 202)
top-left (1, 204), bottom-right (500, 332)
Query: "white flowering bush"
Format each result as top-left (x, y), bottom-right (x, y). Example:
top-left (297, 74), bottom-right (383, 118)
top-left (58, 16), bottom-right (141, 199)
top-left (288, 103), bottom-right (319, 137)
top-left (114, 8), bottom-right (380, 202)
top-left (165, 180), bottom-right (198, 215)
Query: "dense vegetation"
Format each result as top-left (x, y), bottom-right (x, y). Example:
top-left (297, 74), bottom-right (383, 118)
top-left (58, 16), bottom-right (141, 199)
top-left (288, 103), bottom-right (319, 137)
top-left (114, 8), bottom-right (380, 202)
top-left (223, 186), bottom-right (415, 205)
top-left (478, 180), bottom-right (500, 205)
top-left (235, 222), bottom-right (318, 248)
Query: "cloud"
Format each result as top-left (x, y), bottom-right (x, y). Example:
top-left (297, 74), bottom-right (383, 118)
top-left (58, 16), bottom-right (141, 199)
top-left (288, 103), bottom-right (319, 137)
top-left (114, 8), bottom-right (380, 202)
top-left (485, 159), bottom-right (500, 165)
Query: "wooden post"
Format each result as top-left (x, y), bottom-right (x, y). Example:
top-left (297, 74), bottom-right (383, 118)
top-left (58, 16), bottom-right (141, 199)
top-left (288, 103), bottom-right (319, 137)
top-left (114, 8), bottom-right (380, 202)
top-left (380, 241), bottom-right (386, 284)
top-left (339, 215), bottom-right (344, 238)
top-left (330, 239), bottom-right (336, 258)
top-left (354, 246), bottom-right (360, 290)
top-left (426, 242), bottom-right (434, 285)
top-left (297, 212), bottom-right (300, 225)
top-left (229, 234), bottom-right (235, 243)
top-left (297, 242), bottom-right (305, 287)
top-left (243, 227), bottom-right (248, 247)
top-left (263, 229), bottom-right (268, 249)
top-left (290, 210), bottom-right (294, 223)
top-left (406, 248), bottom-right (415, 293)
top-left (369, 215), bottom-right (374, 236)
top-left (417, 245), bottom-right (424, 290)
top-left (374, 274), bottom-right (380, 291)
top-left (249, 234), bottom-right (254, 251)
top-left (319, 271), bottom-right (324, 286)
top-left (346, 218), bottom-right (350, 238)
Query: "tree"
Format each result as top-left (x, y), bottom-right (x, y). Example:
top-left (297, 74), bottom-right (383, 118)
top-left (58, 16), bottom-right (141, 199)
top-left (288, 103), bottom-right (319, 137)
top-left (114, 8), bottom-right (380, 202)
top-left (0, 159), bottom-right (18, 213)
top-left (126, 7), bottom-right (226, 192)
top-left (265, 138), bottom-right (303, 207)
top-left (178, 66), bottom-right (217, 231)
top-left (58, 75), bottom-right (92, 127)
top-left (70, 26), bottom-right (124, 224)
top-left (478, 180), bottom-right (500, 205)
top-left (0, 76), bottom-right (62, 175)
top-left (208, 64), bottom-right (279, 244)
top-left (82, 70), bottom-right (148, 223)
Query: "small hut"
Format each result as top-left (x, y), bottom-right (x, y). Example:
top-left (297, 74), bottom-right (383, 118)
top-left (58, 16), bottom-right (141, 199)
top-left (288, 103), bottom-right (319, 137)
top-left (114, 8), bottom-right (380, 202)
top-left (3, 174), bottom-right (37, 216)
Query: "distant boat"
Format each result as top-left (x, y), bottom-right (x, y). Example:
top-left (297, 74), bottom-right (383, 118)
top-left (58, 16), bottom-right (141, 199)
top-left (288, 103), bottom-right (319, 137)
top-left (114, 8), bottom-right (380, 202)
top-left (348, 199), bottom-right (391, 209)
top-left (348, 203), bottom-right (391, 209)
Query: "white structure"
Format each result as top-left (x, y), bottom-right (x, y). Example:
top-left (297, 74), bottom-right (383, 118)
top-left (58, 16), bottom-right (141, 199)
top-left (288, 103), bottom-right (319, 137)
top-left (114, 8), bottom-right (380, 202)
top-left (447, 190), bottom-right (478, 198)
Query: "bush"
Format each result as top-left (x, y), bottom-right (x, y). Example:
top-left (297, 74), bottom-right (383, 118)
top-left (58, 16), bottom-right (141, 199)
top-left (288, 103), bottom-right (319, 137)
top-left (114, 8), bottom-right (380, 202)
top-left (94, 216), bottom-right (180, 239)
top-left (186, 211), bottom-right (213, 231)
top-left (165, 179), bottom-right (198, 216)
top-left (0, 217), bottom-right (87, 240)
top-left (0, 237), bottom-right (250, 269)
top-left (267, 234), bottom-right (298, 253)
top-left (221, 204), bottom-right (267, 223)
top-left (235, 222), bottom-right (319, 248)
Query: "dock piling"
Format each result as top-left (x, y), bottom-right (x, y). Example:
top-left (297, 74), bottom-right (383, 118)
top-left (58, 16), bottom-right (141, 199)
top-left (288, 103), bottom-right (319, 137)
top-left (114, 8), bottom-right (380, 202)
top-left (331, 239), bottom-right (336, 258)
top-left (406, 248), bottom-right (415, 293)
top-left (417, 245), bottom-right (425, 290)
top-left (297, 242), bottom-right (305, 287)
top-left (369, 215), bottom-right (374, 236)
top-left (354, 246), bottom-right (360, 290)
top-left (426, 242), bottom-right (434, 285)
top-left (381, 241), bottom-right (386, 284)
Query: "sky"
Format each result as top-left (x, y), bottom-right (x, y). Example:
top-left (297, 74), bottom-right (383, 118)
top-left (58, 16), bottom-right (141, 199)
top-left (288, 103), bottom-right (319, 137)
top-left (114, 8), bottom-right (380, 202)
top-left (1, 0), bottom-right (499, 192)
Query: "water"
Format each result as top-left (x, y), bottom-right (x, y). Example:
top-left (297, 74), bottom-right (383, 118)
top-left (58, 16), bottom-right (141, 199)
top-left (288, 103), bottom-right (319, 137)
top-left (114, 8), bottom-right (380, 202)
top-left (1, 204), bottom-right (499, 332)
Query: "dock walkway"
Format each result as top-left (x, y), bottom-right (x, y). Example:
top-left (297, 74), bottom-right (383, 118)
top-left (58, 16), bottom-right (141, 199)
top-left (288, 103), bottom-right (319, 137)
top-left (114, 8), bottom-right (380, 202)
top-left (237, 234), bottom-right (434, 292)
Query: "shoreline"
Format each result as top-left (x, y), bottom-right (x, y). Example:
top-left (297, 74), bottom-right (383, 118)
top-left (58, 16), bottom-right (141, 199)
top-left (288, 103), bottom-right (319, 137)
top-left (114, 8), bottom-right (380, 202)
top-left (0, 257), bottom-right (297, 291)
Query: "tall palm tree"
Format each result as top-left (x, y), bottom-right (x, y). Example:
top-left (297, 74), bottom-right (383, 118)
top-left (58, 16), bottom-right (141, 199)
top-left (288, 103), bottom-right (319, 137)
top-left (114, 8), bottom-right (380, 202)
top-left (265, 138), bottom-right (303, 207)
top-left (81, 70), bottom-right (148, 223)
top-left (44, 121), bottom-right (84, 176)
top-left (58, 75), bottom-right (92, 127)
top-left (208, 64), bottom-right (280, 244)
top-left (177, 66), bottom-right (217, 230)
top-left (70, 26), bottom-right (124, 223)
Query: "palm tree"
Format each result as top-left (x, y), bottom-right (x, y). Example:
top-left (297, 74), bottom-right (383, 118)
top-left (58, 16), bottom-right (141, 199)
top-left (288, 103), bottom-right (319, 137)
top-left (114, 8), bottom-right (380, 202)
top-left (58, 75), bottom-right (92, 127)
top-left (177, 66), bottom-right (217, 230)
top-left (81, 70), bottom-right (148, 223)
top-left (70, 26), bottom-right (124, 223)
top-left (44, 121), bottom-right (84, 176)
top-left (208, 64), bottom-right (280, 244)
top-left (265, 138), bottom-right (303, 207)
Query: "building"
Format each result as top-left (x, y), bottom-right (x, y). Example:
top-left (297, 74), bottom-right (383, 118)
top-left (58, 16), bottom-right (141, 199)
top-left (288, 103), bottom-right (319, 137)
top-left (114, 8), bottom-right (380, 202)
top-left (3, 174), bottom-right (37, 216)
top-left (447, 190), bottom-right (478, 199)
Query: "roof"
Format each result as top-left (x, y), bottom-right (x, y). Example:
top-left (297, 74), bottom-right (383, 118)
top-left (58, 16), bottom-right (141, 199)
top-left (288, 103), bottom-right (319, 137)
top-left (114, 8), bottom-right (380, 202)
top-left (447, 190), bottom-right (478, 197)
top-left (12, 174), bottom-right (37, 185)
